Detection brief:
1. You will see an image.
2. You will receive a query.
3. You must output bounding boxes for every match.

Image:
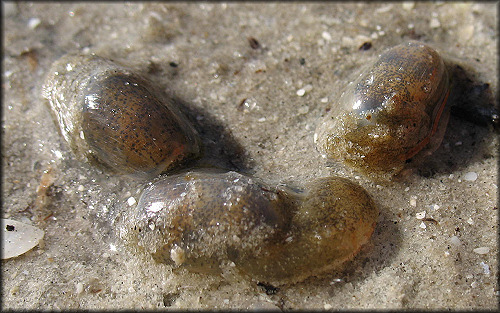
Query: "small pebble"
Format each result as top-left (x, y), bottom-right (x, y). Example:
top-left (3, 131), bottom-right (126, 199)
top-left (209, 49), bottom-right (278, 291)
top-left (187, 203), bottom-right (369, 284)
top-left (409, 197), bottom-right (417, 207)
top-left (52, 150), bottom-right (63, 159)
top-left (296, 88), bottom-right (306, 96)
top-left (321, 31), bottom-right (332, 41)
top-left (247, 37), bottom-right (260, 49)
top-left (473, 247), bottom-right (490, 254)
top-left (419, 222), bottom-right (426, 229)
top-left (170, 246), bottom-right (186, 266)
top-left (127, 197), bottom-right (136, 206)
top-left (28, 17), bottom-right (41, 29)
top-left (415, 211), bottom-right (426, 219)
top-left (450, 236), bottom-right (461, 246)
top-left (480, 262), bottom-right (490, 275)
top-left (76, 282), bottom-right (84, 294)
top-left (324, 304), bottom-right (333, 310)
top-left (358, 41), bottom-right (373, 51)
top-left (464, 172), bottom-right (478, 182)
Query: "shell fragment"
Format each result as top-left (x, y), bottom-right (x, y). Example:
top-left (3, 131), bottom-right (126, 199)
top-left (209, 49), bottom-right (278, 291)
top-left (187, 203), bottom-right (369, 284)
top-left (2, 218), bottom-right (45, 259)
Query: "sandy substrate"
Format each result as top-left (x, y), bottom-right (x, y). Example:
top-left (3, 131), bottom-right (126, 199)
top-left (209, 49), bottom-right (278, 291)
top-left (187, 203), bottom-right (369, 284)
top-left (2, 2), bottom-right (498, 310)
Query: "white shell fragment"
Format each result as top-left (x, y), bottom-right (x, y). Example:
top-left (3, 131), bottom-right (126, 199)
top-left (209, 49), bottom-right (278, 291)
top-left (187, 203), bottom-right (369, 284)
top-left (2, 218), bottom-right (45, 259)
top-left (473, 247), bottom-right (490, 255)
top-left (464, 172), bottom-right (478, 182)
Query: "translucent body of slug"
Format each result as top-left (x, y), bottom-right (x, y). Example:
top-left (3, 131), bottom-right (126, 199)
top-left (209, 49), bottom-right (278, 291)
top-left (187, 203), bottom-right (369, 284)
top-left (315, 42), bottom-right (450, 179)
top-left (42, 54), bottom-right (201, 178)
top-left (120, 170), bottom-right (378, 285)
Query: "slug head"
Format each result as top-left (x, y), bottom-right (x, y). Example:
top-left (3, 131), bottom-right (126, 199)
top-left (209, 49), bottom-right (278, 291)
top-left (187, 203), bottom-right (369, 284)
top-left (234, 176), bottom-right (378, 285)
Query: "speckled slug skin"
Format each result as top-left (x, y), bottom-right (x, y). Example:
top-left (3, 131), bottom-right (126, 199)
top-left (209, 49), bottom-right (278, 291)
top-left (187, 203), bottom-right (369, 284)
top-left (315, 41), bottom-right (450, 180)
top-left (120, 170), bottom-right (379, 285)
top-left (42, 54), bottom-right (201, 178)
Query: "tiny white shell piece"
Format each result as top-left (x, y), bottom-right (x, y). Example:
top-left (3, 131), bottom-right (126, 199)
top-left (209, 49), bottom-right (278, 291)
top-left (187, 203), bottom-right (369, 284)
top-left (2, 218), bottom-right (45, 259)
top-left (473, 247), bottom-right (490, 255)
